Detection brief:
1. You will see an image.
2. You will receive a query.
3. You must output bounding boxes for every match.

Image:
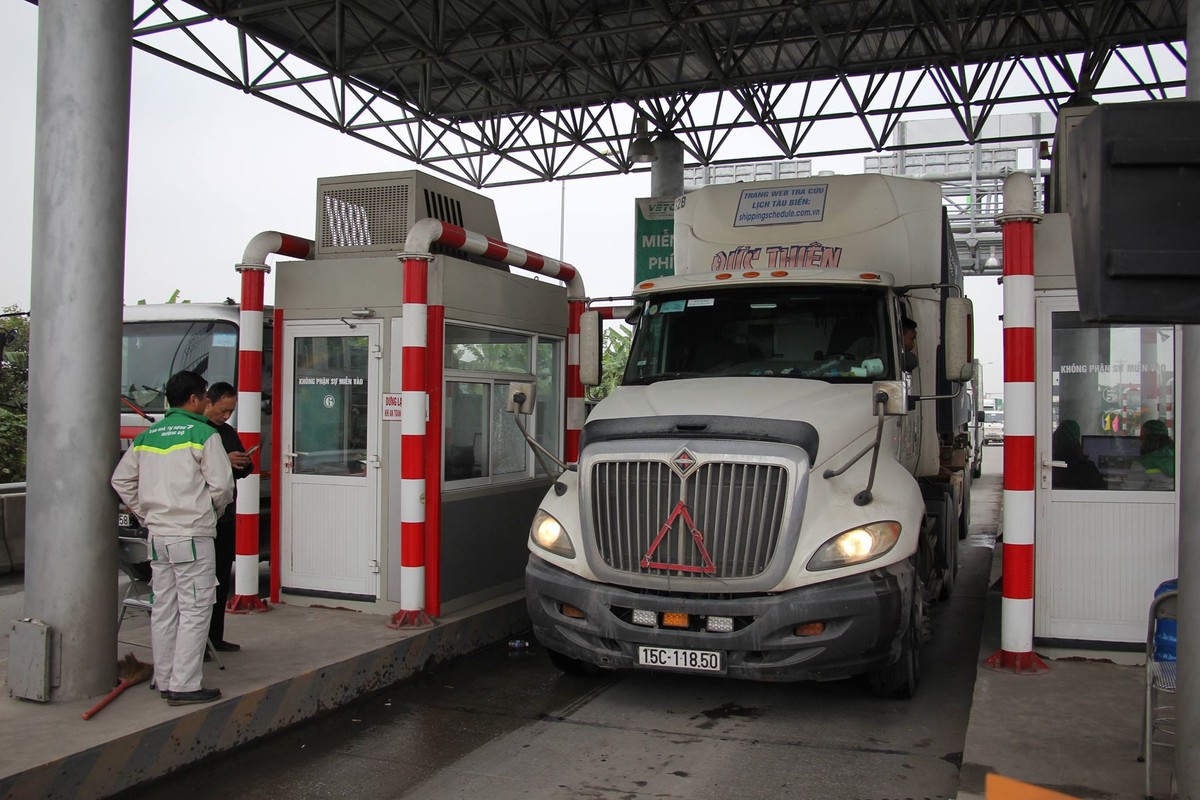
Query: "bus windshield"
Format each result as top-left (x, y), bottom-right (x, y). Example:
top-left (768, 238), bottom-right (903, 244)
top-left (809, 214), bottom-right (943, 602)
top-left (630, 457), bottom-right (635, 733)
top-left (120, 320), bottom-right (238, 413)
top-left (624, 286), bottom-right (894, 385)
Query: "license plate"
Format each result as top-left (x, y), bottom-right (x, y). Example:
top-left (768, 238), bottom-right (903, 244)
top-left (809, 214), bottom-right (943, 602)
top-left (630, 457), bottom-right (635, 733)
top-left (118, 512), bottom-right (131, 528)
top-left (637, 646), bottom-right (722, 673)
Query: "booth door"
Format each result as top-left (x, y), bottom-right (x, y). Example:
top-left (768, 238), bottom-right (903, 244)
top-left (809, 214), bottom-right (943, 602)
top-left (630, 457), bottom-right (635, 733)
top-left (280, 321), bottom-right (381, 599)
top-left (1034, 294), bottom-right (1178, 644)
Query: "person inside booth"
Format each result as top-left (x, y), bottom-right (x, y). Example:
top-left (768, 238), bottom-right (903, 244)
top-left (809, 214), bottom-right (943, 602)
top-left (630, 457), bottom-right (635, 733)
top-left (1124, 419), bottom-right (1175, 491)
top-left (1052, 419), bottom-right (1105, 490)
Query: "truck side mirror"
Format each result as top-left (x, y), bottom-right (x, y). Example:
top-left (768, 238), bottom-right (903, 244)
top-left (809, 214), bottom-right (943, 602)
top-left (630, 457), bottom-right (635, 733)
top-left (507, 382), bottom-right (536, 414)
top-left (976, 409), bottom-right (985, 424)
top-left (943, 297), bottom-right (974, 383)
top-left (579, 311), bottom-right (602, 387)
top-left (871, 380), bottom-right (908, 416)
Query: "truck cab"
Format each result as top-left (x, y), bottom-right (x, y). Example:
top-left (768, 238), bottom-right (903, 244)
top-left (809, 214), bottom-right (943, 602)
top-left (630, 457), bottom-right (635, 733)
top-left (525, 174), bottom-right (973, 697)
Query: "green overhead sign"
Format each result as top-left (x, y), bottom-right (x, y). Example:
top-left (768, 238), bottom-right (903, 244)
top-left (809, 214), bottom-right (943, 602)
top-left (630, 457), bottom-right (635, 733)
top-left (634, 197), bottom-right (676, 284)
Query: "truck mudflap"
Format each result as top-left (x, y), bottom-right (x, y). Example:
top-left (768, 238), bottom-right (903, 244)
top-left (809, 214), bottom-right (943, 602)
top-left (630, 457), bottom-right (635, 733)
top-left (526, 555), bottom-right (912, 683)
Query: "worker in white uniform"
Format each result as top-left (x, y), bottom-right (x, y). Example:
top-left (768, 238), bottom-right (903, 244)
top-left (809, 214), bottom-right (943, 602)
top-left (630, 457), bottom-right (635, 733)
top-left (112, 370), bottom-right (234, 706)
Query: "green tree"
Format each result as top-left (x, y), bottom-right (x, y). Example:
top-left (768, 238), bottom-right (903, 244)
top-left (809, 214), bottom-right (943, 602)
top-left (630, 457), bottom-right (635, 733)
top-left (0, 305), bottom-right (30, 482)
top-left (587, 323), bottom-right (631, 402)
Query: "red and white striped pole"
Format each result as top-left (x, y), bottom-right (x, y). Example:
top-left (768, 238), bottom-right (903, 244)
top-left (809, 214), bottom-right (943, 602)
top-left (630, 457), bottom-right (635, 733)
top-left (389, 252), bottom-right (435, 629)
top-left (389, 220), bottom-right (586, 627)
top-left (985, 173), bottom-right (1048, 673)
top-left (230, 231), bottom-right (314, 613)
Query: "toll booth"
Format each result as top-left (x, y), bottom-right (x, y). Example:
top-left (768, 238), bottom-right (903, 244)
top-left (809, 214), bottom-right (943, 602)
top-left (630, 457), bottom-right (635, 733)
top-left (273, 171), bottom-right (567, 617)
top-left (1031, 212), bottom-right (1178, 646)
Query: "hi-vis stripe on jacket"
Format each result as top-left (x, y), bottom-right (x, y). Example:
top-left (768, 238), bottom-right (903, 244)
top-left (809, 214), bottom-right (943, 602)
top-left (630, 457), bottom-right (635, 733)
top-left (111, 408), bottom-right (234, 538)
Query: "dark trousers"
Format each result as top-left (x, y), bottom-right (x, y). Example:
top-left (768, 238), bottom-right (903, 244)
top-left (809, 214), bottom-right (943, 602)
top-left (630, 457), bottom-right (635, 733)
top-left (210, 518), bottom-right (236, 644)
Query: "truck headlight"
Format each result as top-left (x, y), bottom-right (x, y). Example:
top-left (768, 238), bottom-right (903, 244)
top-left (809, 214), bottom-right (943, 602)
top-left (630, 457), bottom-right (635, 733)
top-left (531, 510), bottom-right (576, 558)
top-left (807, 521), bottom-right (901, 570)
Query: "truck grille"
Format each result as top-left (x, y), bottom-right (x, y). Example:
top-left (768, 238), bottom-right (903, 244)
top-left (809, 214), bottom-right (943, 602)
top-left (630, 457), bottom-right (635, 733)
top-left (590, 460), bottom-right (789, 579)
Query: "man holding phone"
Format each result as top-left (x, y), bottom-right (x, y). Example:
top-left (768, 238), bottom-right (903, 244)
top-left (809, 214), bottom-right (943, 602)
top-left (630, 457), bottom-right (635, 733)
top-left (204, 382), bottom-right (254, 651)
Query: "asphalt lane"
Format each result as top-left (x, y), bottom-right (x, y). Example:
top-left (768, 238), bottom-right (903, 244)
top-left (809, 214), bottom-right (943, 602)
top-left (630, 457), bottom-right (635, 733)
top-left (118, 461), bottom-right (1001, 800)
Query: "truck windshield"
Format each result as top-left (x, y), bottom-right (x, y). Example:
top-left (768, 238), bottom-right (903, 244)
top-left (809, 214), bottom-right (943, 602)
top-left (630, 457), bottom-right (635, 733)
top-left (624, 286), bottom-right (894, 385)
top-left (120, 320), bottom-right (238, 413)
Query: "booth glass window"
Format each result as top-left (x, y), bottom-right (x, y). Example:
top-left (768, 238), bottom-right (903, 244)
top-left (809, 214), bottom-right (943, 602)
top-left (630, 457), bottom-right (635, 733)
top-left (1051, 312), bottom-right (1175, 492)
top-left (443, 324), bottom-right (563, 486)
top-left (292, 334), bottom-right (370, 476)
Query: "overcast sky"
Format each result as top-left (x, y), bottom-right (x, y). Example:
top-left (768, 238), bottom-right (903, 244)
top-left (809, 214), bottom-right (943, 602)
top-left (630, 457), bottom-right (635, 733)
top-left (1, 2), bottom-right (1007, 394)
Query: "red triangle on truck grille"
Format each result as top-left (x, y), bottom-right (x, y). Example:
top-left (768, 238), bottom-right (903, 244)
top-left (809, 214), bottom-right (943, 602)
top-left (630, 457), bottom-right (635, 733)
top-left (641, 500), bottom-right (716, 574)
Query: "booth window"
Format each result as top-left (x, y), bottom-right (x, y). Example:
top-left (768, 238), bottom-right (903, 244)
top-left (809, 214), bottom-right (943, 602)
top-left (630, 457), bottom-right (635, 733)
top-left (443, 324), bottom-right (562, 486)
top-left (1051, 312), bottom-right (1175, 492)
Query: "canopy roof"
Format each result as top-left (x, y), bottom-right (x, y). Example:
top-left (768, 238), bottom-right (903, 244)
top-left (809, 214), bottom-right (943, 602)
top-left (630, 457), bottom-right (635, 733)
top-left (134, 1), bottom-right (1186, 187)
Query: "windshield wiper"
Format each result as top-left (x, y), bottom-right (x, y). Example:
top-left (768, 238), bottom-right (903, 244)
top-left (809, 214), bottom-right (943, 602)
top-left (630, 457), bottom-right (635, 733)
top-left (120, 394), bottom-right (156, 422)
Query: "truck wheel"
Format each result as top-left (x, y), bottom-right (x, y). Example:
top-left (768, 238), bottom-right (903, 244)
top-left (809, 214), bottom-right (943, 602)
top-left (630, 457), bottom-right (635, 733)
top-left (547, 648), bottom-right (602, 676)
top-left (869, 590), bottom-right (922, 699)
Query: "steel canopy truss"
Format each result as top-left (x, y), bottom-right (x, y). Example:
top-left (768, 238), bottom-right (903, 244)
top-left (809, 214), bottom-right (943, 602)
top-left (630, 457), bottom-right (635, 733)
top-left (132, 0), bottom-right (1186, 188)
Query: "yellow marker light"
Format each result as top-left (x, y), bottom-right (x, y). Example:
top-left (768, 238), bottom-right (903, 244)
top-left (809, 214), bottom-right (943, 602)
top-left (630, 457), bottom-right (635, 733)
top-left (742, 271), bottom-right (760, 278)
top-left (859, 272), bottom-right (880, 280)
top-left (715, 273), bottom-right (733, 280)
top-left (794, 622), bottom-right (826, 637)
top-left (771, 271), bottom-right (790, 277)
top-left (560, 604), bottom-right (586, 619)
top-left (662, 612), bottom-right (690, 628)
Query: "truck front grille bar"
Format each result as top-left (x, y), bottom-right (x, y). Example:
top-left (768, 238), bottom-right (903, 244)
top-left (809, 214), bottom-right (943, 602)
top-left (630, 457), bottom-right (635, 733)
top-left (591, 460), bottom-right (788, 579)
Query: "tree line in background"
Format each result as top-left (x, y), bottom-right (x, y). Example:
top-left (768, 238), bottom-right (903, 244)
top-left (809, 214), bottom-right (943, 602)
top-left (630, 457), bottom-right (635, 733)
top-left (0, 305), bottom-right (29, 482)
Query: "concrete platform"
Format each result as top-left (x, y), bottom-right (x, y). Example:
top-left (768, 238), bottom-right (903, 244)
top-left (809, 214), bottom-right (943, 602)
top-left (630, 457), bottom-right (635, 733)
top-left (0, 584), bottom-right (529, 800)
top-left (0, 538), bottom-right (1174, 799)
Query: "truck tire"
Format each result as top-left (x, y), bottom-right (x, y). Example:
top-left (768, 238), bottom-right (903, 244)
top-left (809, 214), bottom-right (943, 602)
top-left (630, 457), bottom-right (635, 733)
top-left (547, 648), bottom-right (602, 676)
top-left (869, 583), bottom-right (923, 699)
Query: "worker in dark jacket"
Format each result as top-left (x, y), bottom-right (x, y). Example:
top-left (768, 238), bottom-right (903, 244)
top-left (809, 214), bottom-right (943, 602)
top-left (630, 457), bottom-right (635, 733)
top-left (1051, 419), bottom-right (1105, 490)
top-left (204, 382), bottom-right (253, 651)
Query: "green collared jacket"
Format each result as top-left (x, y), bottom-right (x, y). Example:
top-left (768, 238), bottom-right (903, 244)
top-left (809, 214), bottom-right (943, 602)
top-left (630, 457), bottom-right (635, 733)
top-left (111, 408), bottom-right (234, 538)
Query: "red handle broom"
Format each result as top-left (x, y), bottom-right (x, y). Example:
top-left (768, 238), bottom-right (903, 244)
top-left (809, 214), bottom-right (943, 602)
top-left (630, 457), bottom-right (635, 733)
top-left (82, 652), bottom-right (154, 720)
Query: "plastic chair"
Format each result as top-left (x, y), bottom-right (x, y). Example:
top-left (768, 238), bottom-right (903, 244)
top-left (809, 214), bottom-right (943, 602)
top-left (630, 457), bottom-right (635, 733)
top-left (117, 535), bottom-right (223, 670)
top-left (1138, 589), bottom-right (1177, 799)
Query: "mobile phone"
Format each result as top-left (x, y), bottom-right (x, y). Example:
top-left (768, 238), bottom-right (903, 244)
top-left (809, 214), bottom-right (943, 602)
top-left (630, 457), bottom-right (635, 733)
top-left (245, 444), bottom-right (261, 456)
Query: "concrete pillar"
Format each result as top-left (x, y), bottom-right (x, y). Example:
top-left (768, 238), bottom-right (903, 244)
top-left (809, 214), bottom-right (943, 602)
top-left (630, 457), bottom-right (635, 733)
top-left (21, 0), bottom-right (131, 700)
top-left (650, 133), bottom-right (685, 199)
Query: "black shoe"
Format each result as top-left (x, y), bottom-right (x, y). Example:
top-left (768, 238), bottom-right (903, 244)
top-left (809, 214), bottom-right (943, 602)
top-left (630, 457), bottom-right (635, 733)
top-left (166, 688), bottom-right (222, 706)
top-left (213, 640), bottom-right (241, 652)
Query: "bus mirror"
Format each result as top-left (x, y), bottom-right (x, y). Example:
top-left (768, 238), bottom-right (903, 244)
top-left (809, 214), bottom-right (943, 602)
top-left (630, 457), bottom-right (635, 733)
top-left (579, 311), bottom-right (602, 387)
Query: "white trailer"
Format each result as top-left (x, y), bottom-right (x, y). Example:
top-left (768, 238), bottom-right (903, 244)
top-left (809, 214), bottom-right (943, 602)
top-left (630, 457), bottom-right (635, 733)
top-left (524, 174), bottom-right (974, 697)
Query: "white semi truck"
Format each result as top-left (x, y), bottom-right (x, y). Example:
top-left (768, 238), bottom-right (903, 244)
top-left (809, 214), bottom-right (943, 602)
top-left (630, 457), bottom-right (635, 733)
top-left (524, 174), bottom-right (974, 697)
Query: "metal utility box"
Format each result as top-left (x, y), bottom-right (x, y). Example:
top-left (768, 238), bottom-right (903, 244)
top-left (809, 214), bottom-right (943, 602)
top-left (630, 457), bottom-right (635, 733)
top-left (315, 170), bottom-right (502, 260)
top-left (9, 618), bottom-right (51, 701)
top-left (1067, 101), bottom-right (1200, 323)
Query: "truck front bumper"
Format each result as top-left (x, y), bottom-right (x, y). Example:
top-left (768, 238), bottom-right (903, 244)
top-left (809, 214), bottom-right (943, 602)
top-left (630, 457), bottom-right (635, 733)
top-left (526, 555), bottom-right (912, 683)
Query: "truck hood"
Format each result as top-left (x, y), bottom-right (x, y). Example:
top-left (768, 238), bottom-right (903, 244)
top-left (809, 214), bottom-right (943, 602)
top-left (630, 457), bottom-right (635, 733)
top-left (588, 378), bottom-right (876, 467)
